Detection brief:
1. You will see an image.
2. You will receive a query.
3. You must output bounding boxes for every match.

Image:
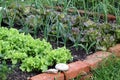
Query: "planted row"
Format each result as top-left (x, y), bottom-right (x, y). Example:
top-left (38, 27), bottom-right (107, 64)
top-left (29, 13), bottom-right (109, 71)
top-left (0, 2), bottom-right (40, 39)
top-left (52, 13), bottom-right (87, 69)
top-left (0, 27), bottom-right (72, 72)
top-left (1, 3), bottom-right (120, 54)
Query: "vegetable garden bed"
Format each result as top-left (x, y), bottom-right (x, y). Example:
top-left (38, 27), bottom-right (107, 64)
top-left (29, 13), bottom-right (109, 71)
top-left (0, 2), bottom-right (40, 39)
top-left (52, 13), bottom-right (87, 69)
top-left (30, 45), bottom-right (120, 80)
top-left (0, 0), bottom-right (120, 80)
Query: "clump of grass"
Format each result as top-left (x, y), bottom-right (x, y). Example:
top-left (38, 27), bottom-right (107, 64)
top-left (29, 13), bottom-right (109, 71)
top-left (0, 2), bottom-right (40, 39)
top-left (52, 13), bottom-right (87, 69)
top-left (92, 56), bottom-right (120, 80)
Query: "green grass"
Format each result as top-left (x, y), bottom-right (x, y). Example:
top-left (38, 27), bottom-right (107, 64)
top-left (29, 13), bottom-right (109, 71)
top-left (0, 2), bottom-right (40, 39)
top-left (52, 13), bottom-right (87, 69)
top-left (68, 57), bottom-right (120, 80)
top-left (92, 57), bottom-right (120, 80)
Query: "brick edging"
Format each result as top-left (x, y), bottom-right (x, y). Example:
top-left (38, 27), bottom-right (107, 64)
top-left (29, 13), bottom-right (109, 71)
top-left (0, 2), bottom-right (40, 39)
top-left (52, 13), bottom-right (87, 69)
top-left (45, 6), bottom-right (116, 21)
top-left (30, 44), bottom-right (120, 80)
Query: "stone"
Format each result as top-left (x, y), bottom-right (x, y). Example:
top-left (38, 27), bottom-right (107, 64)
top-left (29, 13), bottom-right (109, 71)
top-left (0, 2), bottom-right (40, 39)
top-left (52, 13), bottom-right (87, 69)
top-left (45, 69), bottom-right (58, 74)
top-left (55, 63), bottom-right (69, 71)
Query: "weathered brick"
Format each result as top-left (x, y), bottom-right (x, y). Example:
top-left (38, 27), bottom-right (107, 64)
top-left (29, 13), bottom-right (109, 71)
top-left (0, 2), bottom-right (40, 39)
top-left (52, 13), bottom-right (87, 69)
top-left (30, 73), bottom-right (64, 80)
top-left (64, 61), bottom-right (90, 80)
top-left (83, 51), bottom-right (112, 69)
top-left (109, 44), bottom-right (120, 57)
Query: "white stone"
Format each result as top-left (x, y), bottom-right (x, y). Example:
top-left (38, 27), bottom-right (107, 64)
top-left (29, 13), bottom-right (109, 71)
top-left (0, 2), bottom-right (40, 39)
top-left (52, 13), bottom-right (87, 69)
top-left (45, 69), bottom-right (58, 74)
top-left (55, 63), bottom-right (69, 71)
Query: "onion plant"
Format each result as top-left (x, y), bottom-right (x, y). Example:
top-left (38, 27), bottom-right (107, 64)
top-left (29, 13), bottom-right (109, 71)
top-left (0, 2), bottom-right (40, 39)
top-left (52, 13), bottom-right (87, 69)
top-left (0, 9), bottom-right (2, 26)
top-left (74, 42), bottom-right (96, 54)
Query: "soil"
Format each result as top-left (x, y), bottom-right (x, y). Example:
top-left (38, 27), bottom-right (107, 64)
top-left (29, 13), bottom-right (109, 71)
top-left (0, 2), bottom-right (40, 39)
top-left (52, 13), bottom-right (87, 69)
top-left (7, 67), bottom-right (37, 80)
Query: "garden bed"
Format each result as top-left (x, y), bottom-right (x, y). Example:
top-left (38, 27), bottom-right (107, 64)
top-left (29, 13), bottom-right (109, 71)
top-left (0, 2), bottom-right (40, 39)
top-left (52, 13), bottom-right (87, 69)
top-left (0, 0), bottom-right (120, 80)
top-left (30, 44), bottom-right (120, 80)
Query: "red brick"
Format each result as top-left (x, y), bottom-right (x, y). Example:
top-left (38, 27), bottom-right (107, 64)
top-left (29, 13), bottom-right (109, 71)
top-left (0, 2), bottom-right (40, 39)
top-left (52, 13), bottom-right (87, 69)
top-left (83, 51), bottom-right (112, 69)
top-left (30, 73), bottom-right (64, 80)
top-left (64, 61), bottom-right (90, 80)
top-left (108, 44), bottom-right (120, 57)
top-left (107, 14), bottom-right (116, 21)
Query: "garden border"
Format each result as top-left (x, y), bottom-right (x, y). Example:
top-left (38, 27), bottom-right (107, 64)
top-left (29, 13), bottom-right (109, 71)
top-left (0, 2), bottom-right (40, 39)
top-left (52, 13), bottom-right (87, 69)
top-left (30, 44), bottom-right (120, 80)
top-left (45, 6), bottom-right (116, 21)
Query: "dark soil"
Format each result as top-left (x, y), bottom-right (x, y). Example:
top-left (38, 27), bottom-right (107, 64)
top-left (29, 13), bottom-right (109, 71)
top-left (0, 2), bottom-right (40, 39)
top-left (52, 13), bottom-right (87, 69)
top-left (49, 40), bottom-right (88, 61)
top-left (7, 67), bottom-right (37, 80)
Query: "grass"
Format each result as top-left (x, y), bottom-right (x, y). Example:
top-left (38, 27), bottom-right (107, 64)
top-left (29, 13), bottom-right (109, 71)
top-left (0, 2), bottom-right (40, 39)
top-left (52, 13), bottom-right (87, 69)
top-left (70, 56), bottom-right (120, 80)
top-left (92, 57), bottom-right (120, 80)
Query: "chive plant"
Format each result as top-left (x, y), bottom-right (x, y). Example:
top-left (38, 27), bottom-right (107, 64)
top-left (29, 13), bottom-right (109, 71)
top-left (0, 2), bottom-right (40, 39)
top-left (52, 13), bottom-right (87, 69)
top-left (0, 9), bottom-right (3, 27)
top-left (33, 17), bottom-right (39, 39)
top-left (82, 0), bottom-right (87, 19)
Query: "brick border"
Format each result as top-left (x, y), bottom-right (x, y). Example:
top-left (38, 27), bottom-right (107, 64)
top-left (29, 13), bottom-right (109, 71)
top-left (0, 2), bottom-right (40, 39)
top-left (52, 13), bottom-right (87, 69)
top-left (45, 6), bottom-right (116, 21)
top-left (30, 73), bottom-right (64, 80)
top-left (108, 44), bottom-right (120, 57)
top-left (30, 44), bottom-right (120, 80)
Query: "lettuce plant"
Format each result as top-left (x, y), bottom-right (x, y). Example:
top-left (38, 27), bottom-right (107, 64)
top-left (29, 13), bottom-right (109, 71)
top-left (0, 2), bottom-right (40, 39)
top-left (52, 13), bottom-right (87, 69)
top-left (0, 27), bottom-right (72, 72)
